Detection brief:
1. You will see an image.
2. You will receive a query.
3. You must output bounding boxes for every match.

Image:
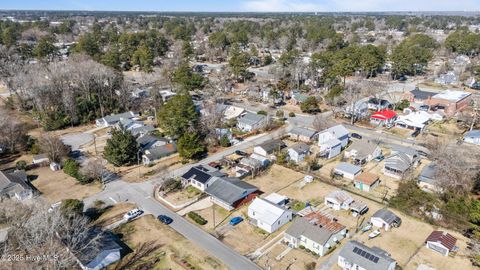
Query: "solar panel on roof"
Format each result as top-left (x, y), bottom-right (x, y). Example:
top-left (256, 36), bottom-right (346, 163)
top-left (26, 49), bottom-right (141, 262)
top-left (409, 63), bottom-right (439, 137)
top-left (353, 246), bottom-right (380, 263)
top-left (373, 257), bottom-right (379, 263)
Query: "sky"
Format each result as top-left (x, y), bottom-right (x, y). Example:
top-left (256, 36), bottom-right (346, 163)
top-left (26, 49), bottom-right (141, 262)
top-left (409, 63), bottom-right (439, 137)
top-left (0, 0), bottom-right (479, 12)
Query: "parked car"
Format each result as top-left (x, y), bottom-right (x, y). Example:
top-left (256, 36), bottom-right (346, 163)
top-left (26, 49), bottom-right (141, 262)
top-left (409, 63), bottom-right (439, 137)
top-left (124, 209), bottom-right (144, 221)
top-left (368, 230), bottom-right (381, 239)
top-left (351, 133), bottom-right (362, 139)
top-left (158, 215), bottom-right (173, 224)
top-left (235, 150), bottom-right (248, 156)
top-left (411, 129), bottom-right (420, 137)
top-left (419, 105), bottom-right (430, 111)
top-left (373, 155), bottom-right (384, 162)
top-left (361, 223), bottom-right (372, 233)
top-left (229, 216), bottom-right (244, 226)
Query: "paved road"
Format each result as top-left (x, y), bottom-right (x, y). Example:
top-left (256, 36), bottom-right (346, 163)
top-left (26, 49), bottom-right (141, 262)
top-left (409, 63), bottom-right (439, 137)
top-left (83, 129), bottom-right (293, 270)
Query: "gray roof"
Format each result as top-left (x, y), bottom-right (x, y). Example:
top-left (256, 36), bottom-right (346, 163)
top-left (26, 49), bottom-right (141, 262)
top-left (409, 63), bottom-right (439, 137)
top-left (419, 163), bottom-right (437, 185)
top-left (410, 89), bottom-right (436, 100)
top-left (0, 171), bottom-right (32, 197)
top-left (390, 145), bottom-right (418, 158)
top-left (335, 162), bottom-right (362, 175)
top-left (325, 125), bottom-right (349, 139)
top-left (144, 144), bottom-right (177, 160)
top-left (339, 240), bottom-right (396, 270)
top-left (205, 177), bottom-right (258, 205)
top-left (238, 112), bottom-right (266, 126)
top-left (130, 125), bottom-right (155, 137)
top-left (289, 142), bottom-right (310, 154)
top-left (372, 209), bottom-right (401, 225)
top-left (257, 139), bottom-right (286, 154)
top-left (102, 111), bottom-right (136, 125)
top-left (347, 140), bottom-right (379, 160)
top-left (75, 230), bottom-right (122, 267)
top-left (289, 127), bottom-right (318, 138)
top-left (384, 152), bottom-right (412, 172)
top-left (285, 218), bottom-right (335, 245)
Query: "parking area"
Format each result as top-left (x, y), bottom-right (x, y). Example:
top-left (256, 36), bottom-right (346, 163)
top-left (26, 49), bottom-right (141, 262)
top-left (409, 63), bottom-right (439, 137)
top-left (61, 132), bottom-right (95, 150)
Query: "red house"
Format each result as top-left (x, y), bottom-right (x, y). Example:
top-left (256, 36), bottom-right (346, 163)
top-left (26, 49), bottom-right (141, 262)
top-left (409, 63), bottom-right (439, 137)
top-left (370, 109), bottom-right (397, 126)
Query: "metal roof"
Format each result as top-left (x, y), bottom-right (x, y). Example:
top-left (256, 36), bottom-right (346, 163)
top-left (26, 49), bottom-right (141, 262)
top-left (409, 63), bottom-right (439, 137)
top-left (339, 240), bottom-right (396, 270)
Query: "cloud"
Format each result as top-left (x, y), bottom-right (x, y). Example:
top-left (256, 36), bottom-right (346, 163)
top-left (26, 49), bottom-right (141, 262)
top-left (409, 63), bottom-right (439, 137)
top-left (241, 0), bottom-right (480, 12)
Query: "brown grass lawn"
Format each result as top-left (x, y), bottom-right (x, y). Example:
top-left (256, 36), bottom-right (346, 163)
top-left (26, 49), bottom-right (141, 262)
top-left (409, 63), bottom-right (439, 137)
top-left (112, 215), bottom-right (227, 270)
top-left (30, 166), bottom-right (102, 203)
top-left (257, 242), bottom-right (324, 270)
top-left (245, 164), bottom-right (305, 194)
top-left (94, 203), bottom-right (137, 227)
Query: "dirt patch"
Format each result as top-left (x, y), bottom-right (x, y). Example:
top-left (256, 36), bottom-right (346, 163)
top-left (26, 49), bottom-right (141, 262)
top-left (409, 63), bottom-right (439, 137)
top-left (113, 215), bottom-right (227, 270)
top-left (30, 166), bottom-right (102, 203)
top-left (245, 164), bottom-right (305, 194)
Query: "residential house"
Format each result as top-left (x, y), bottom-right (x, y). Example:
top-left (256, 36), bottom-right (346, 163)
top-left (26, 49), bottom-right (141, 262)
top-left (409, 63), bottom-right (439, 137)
top-left (205, 177), bottom-right (259, 211)
top-left (367, 98), bottom-right (391, 111)
top-left (354, 172), bottom-right (380, 192)
top-left (291, 91), bottom-right (309, 105)
top-left (395, 111), bottom-right (434, 131)
top-left (403, 88), bottom-right (437, 104)
top-left (181, 165), bottom-right (226, 192)
top-left (131, 88), bottom-right (149, 98)
top-left (338, 240), bottom-right (396, 270)
top-left (425, 231), bottom-right (458, 256)
top-left (142, 144), bottom-right (177, 165)
top-left (222, 105), bottom-right (246, 120)
top-left (426, 90), bottom-right (472, 117)
top-left (248, 197), bottom-right (293, 233)
top-left (345, 98), bottom-right (369, 120)
top-left (137, 135), bottom-right (168, 151)
top-left (382, 146), bottom-right (419, 179)
top-left (0, 171), bottom-right (34, 200)
top-left (288, 127), bottom-right (318, 143)
top-left (344, 140), bottom-right (381, 165)
top-left (95, 111), bottom-right (138, 127)
top-left (74, 230), bottom-right (124, 270)
top-left (318, 125), bottom-right (350, 159)
top-left (418, 163), bottom-right (441, 192)
top-left (464, 130), bottom-right (480, 145)
top-left (325, 190), bottom-right (354, 211)
top-left (370, 209), bottom-right (402, 231)
top-left (253, 139), bottom-right (286, 159)
top-left (333, 163), bottom-right (362, 180)
top-left (264, 193), bottom-right (289, 207)
top-left (435, 71), bottom-right (458, 85)
top-left (287, 142), bottom-right (311, 163)
top-left (284, 212), bottom-right (347, 256)
top-left (237, 112), bottom-right (267, 132)
top-left (370, 110), bottom-right (397, 127)
top-left (116, 118), bottom-right (145, 132)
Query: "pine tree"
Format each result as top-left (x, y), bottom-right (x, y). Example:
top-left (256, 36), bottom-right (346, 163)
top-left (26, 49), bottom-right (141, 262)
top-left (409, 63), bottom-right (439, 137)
top-left (103, 125), bottom-right (139, 166)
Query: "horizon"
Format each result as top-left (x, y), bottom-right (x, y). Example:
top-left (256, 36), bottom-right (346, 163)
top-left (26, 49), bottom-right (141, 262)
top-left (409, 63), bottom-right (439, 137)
top-left (0, 0), bottom-right (479, 13)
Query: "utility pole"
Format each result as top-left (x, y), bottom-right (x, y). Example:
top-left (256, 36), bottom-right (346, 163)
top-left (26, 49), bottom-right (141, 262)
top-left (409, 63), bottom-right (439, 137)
top-left (137, 150), bottom-right (141, 181)
top-left (212, 203), bottom-right (216, 229)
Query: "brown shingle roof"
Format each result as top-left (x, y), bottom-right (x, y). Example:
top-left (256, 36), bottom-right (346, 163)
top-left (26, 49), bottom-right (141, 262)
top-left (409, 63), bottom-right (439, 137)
top-left (355, 172), bottom-right (380, 186)
top-left (426, 231), bottom-right (457, 251)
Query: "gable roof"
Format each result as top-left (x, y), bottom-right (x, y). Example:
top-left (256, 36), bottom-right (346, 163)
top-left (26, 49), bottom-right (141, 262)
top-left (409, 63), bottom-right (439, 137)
top-left (289, 126), bottom-right (317, 138)
top-left (144, 144), bottom-right (177, 160)
top-left (425, 231), bottom-right (457, 251)
top-left (256, 139), bottom-right (286, 154)
top-left (325, 190), bottom-right (354, 205)
top-left (347, 140), bottom-right (380, 159)
top-left (371, 110), bottom-right (397, 120)
top-left (249, 197), bottom-right (290, 225)
top-left (102, 111), bottom-right (136, 125)
top-left (74, 229), bottom-right (122, 267)
top-left (410, 89), bottom-right (436, 100)
top-left (419, 163), bottom-right (437, 185)
top-left (335, 162), bottom-right (362, 175)
top-left (289, 142), bottom-right (310, 154)
top-left (0, 171), bottom-right (32, 197)
top-left (181, 165), bottom-right (221, 184)
top-left (355, 172), bottom-right (380, 186)
top-left (238, 112), bottom-right (266, 126)
top-left (339, 240), bottom-right (396, 270)
top-left (372, 209), bottom-right (401, 225)
top-left (205, 177), bottom-right (258, 205)
top-left (324, 125), bottom-right (349, 139)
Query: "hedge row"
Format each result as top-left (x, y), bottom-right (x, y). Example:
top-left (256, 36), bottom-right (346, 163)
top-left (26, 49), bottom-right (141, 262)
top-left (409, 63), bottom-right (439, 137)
top-left (187, 211), bottom-right (207, 225)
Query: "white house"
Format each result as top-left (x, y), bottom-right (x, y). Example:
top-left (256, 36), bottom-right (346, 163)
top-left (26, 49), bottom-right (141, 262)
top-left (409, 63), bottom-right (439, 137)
top-left (425, 231), bottom-right (458, 256)
top-left (284, 212), bottom-right (347, 256)
top-left (287, 142), bottom-right (310, 163)
top-left (318, 125), bottom-right (349, 159)
top-left (333, 162), bottom-right (362, 180)
top-left (95, 111), bottom-right (138, 127)
top-left (464, 130), bottom-right (480, 145)
top-left (237, 112), bottom-right (267, 132)
top-left (253, 139), bottom-right (286, 159)
top-left (180, 165), bottom-right (225, 192)
top-left (394, 111), bottom-right (434, 131)
top-left (248, 197), bottom-right (292, 233)
top-left (344, 140), bottom-right (382, 165)
top-left (338, 241), bottom-right (396, 270)
top-left (370, 209), bottom-right (402, 231)
top-left (324, 190), bottom-right (354, 211)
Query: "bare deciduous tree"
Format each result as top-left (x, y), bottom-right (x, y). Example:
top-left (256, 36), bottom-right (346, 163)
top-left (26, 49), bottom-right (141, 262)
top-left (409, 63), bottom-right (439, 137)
top-left (39, 134), bottom-right (70, 163)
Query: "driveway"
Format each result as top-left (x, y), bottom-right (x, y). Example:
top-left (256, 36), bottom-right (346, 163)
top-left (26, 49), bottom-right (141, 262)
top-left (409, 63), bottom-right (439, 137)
top-left (61, 133), bottom-right (94, 150)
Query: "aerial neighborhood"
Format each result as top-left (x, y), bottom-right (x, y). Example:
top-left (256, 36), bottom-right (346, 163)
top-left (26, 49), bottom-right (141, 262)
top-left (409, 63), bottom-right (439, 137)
top-left (1, 5), bottom-right (480, 270)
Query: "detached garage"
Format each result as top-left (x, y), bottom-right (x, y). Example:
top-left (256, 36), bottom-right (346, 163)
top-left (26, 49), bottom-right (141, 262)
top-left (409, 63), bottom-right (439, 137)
top-left (425, 231), bottom-right (458, 256)
top-left (333, 162), bottom-right (362, 180)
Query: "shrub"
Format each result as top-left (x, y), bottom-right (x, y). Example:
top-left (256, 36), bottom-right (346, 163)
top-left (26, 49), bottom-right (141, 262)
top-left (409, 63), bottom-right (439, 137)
top-left (305, 262), bottom-right (316, 270)
top-left (16, 160), bottom-right (27, 170)
top-left (219, 135), bottom-right (231, 147)
top-left (257, 110), bottom-right (267, 116)
top-left (63, 159), bottom-right (80, 178)
top-left (276, 110), bottom-right (284, 118)
top-left (188, 211), bottom-right (207, 225)
top-left (299, 245), bottom-right (305, 249)
top-left (289, 112), bottom-right (296, 117)
top-left (61, 199), bottom-right (84, 216)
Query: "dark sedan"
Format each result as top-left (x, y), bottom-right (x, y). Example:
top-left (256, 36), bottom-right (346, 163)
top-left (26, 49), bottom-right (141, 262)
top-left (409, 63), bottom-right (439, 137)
top-left (158, 215), bottom-right (173, 224)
